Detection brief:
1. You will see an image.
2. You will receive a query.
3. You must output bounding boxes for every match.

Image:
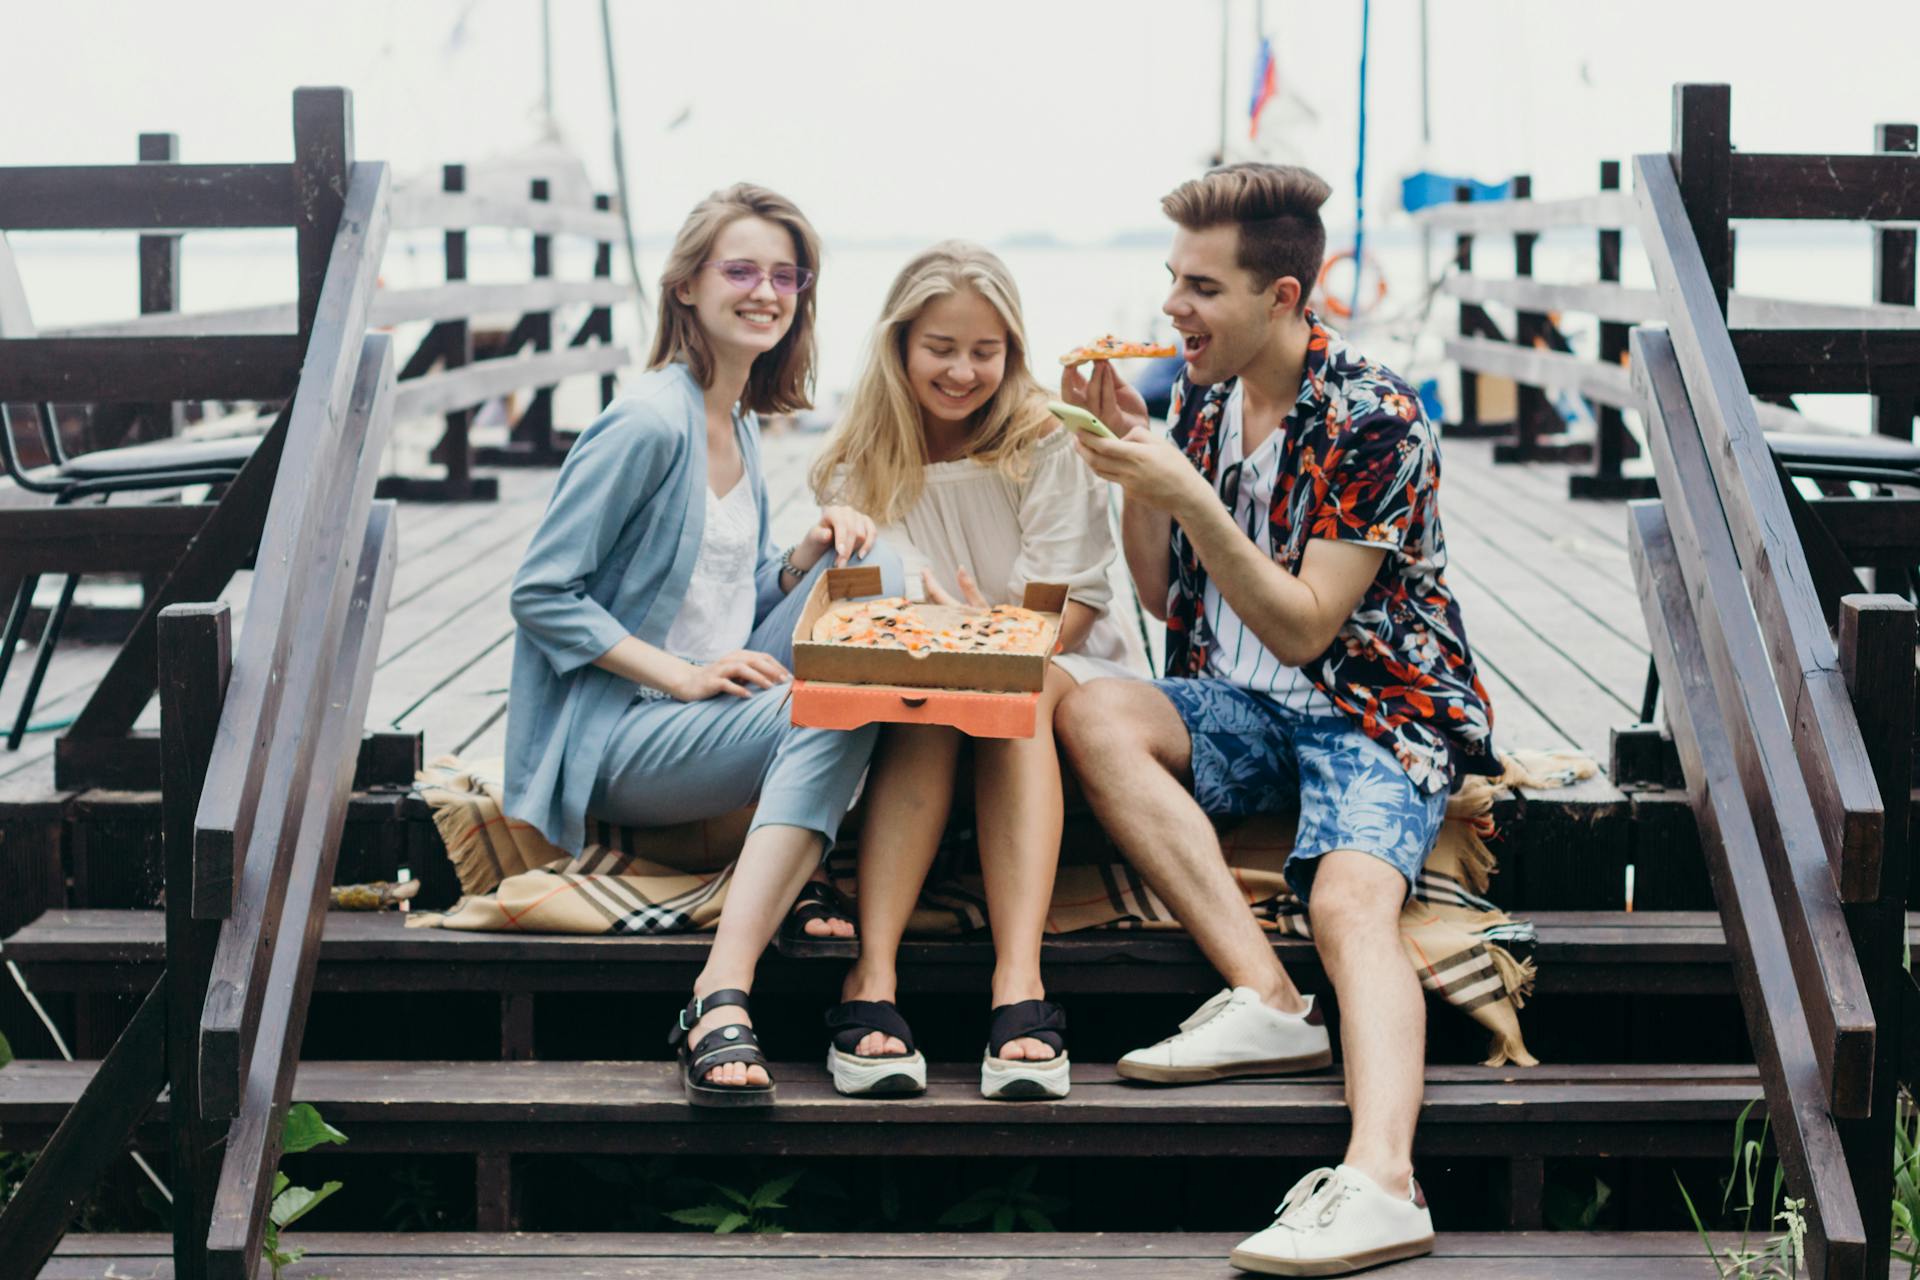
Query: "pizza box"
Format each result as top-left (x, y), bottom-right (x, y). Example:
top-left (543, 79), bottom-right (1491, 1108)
top-left (788, 566), bottom-right (1069, 738)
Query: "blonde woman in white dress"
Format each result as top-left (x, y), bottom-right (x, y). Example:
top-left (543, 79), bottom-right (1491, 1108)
top-left (808, 242), bottom-right (1137, 1101)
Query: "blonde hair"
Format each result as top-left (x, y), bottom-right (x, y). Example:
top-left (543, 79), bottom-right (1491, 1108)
top-left (809, 241), bottom-right (1053, 523)
top-left (647, 183), bottom-right (821, 415)
top-left (1162, 163), bottom-right (1330, 308)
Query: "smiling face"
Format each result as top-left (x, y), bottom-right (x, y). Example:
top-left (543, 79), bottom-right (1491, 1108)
top-left (1162, 223), bottom-right (1301, 386)
top-left (903, 288), bottom-right (1008, 427)
top-left (674, 215), bottom-right (801, 368)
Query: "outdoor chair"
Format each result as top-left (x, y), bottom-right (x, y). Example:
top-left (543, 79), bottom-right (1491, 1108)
top-left (0, 233), bottom-right (262, 749)
top-left (1766, 430), bottom-right (1920, 489)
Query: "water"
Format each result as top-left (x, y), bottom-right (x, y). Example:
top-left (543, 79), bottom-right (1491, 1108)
top-left (9, 221), bottom-right (1896, 435)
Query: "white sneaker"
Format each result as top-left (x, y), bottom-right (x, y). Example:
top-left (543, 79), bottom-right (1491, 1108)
top-left (1229, 1165), bottom-right (1435, 1276)
top-left (1116, 987), bottom-right (1332, 1084)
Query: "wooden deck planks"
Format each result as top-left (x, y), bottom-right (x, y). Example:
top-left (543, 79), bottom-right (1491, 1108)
top-left (2, 422), bottom-right (1653, 789)
top-left (41, 1231), bottom-right (1793, 1279)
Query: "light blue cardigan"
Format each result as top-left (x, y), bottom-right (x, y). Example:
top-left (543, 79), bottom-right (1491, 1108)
top-left (505, 363), bottom-right (787, 853)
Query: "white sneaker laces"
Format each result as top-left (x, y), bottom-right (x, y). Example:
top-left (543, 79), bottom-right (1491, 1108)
top-left (1169, 989), bottom-right (1238, 1039)
top-left (1273, 1168), bottom-right (1350, 1231)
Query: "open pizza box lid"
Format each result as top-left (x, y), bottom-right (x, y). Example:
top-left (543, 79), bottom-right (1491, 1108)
top-left (791, 566), bottom-right (1067, 694)
top-left (789, 566), bottom-right (1068, 739)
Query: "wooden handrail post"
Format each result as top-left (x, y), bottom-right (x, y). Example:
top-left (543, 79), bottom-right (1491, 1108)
top-left (1671, 83), bottom-right (1732, 318)
top-left (160, 602), bottom-right (232, 1280)
top-left (1449, 183), bottom-right (1485, 435)
top-left (292, 87), bottom-right (353, 340)
top-left (522, 176), bottom-right (556, 452)
top-left (1596, 160), bottom-right (1631, 480)
top-left (133, 131), bottom-right (185, 448)
top-left (1872, 123), bottom-right (1918, 441)
top-left (1838, 593), bottom-right (1916, 1279)
top-left (439, 163), bottom-right (475, 490)
top-left (1510, 174), bottom-right (1548, 454)
top-left (593, 192), bottom-right (616, 409)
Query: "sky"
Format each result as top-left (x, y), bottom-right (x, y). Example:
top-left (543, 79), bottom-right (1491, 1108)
top-left (5, 0), bottom-right (1919, 252)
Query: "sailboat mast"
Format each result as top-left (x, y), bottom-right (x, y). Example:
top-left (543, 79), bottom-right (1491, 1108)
top-left (1217, 0), bottom-right (1230, 164)
top-left (541, 0), bottom-right (555, 126)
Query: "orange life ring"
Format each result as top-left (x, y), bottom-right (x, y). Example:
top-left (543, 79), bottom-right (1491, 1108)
top-left (1316, 250), bottom-right (1388, 321)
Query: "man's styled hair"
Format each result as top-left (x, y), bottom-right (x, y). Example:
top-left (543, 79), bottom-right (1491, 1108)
top-left (1161, 163), bottom-right (1331, 310)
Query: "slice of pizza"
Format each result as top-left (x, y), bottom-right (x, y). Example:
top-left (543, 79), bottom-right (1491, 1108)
top-left (1058, 334), bottom-right (1178, 366)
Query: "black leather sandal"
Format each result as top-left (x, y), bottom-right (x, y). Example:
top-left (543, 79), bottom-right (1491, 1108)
top-left (824, 999), bottom-right (927, 1096)
top-left (668, 989), bottom-right (774, 1108)
top-left (775, 880), bottom-right (859, 959)
top-left (981, 999), bottom-right (1071, 1100)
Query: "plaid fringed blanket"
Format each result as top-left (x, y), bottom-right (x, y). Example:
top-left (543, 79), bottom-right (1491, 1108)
top-left (411, 750), bottom-right (1597, 1068)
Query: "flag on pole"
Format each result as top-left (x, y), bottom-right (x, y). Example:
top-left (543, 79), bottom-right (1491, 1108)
top-left (1248, 37), bottom-right (1277, 139)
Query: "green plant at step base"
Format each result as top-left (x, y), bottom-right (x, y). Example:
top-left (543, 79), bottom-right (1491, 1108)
top-left (1677, 1099), bottom-right (1807, 1278)
top-left (0, 1150), bottom-right (35, 1213)
top-left (1893, 1091), bottom-right (1920, 1278)
top-left (263, 1103), bottom-right (348, 1279)
top-left (936, 1163), bottom-right (1066, 1233)
top-left (0, 1030), bottom-right (13, 1069)
top-left (667, 1170), bottom-right (805, 1235)
top-left (384, 1164), bottom-right (459, 1232)
top-left (576, 1155), bottom-right (711, 1230)
top-left (1544, 1176), bottom-right (1611, 1231)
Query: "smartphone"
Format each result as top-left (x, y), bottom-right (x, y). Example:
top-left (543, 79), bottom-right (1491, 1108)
top-left (1046, 399), bottom-right (1117, 440)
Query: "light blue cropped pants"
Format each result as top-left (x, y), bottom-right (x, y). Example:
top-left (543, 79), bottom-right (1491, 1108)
top-left (589, 545), bottom-right (904, 846)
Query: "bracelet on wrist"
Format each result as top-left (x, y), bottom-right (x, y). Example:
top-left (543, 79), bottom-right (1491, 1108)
top-left (779, 544), bottom-right (806, 580)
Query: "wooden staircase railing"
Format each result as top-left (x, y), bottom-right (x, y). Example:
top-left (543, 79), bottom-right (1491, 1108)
top-left (1627, 81), bottom-right (1920, 1280)
top-left (1417, 109), bottom-right (1920, 503)
top-left (0, 94), bottom-right (401, 1280)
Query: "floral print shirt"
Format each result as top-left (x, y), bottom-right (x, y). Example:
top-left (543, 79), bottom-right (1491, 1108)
top-left (1163, 311), bottom-right (1497, 792)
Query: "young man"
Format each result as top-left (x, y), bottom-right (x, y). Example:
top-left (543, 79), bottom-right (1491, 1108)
top-left (1058, 163), bottom-right (1497, 1276)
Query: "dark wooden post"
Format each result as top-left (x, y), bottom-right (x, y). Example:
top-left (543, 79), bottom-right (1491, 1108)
top-left (440, 164), bottom-right (476, 491)
top-left (1872, 123), bottom-right (1918, 440)
top-left (1572, 160), bottom-right (1654, 500)
top-left (133, 132), bottom-right (185, 447)
top-left (291, 87), bottom-right (353, 341)
top-left (1838, 594), bottom-right (1916, 1279)
top-left (525, 176), bottom-right (556, 448)
top-left (1448, 184), bottom-right (1493, 438)
top-left (0, 607), bottom-right (232, 1274)
top-left (1671, 83), bottom-right (1732, 319)
top-left (592, 192), bottom-right (617, 409)
top-left (160, 603), bottom-right (232, 1279)
top-left (1509, 175), bottom-right (1549, 455)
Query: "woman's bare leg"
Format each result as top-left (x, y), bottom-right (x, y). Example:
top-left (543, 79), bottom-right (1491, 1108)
top-left (840, 724), bottom-right (963, 1054)
top-left (971, 665), bottom-right (1077, 1061)
top-left (686, 822), bottom-right (826, 1086)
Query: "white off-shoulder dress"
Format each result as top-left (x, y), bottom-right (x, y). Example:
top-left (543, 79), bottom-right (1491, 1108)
top-left (876, 428), bottom-right (1143, 685)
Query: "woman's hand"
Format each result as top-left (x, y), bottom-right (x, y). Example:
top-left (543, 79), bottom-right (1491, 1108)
top-left (792, 505), bottom-right (877, 573)
top-left (921, 567), bottom-right (989, 608)
top-left (667, 650), bottom-right (791, 701)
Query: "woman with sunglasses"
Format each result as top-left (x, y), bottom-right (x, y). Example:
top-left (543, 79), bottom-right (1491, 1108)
top-left (506, 183), bottom-right (898, 1107)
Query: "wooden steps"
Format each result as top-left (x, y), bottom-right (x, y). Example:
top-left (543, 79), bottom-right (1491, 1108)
top-left (0, 1058), bottom-right (1760, 1159)
top-left (11, 907), bottom-right (1884, 997)
top-left (39, 1231), bottom-right (1791, 1279)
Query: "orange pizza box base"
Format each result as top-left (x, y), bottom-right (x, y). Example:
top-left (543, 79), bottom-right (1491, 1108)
top-left (789, 679), bottom-right (1038, 739)
top-left (791, 566), bottom-right (1068, 696)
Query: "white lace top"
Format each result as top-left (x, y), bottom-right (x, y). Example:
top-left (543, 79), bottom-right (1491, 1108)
top-left (875, 428), bottom-right (1142, 684)
top-left (662, 478), bottom-right (760, 664)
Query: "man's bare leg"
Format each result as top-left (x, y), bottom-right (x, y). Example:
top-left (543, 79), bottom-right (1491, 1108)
top-left (1056, 678), bottom-right (1305, 1014)
top-left (1307, 849), bottom-right (1423, 1193)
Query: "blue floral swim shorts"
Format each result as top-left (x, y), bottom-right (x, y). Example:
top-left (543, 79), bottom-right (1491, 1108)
top-left (1151, 677), bottom-right (1449, 903)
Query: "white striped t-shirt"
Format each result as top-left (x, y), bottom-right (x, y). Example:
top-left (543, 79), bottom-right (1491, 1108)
top-left (1200, 383), bottom-right (1337, 714)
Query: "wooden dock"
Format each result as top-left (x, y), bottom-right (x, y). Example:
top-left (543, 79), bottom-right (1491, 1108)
top-left (0, 427), bottom-right (1648, 793)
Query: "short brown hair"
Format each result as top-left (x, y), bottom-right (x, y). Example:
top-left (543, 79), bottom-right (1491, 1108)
top-left (648, 183), bottom-right (821, 415)
top-left (1161, 163), bottom-right (1331, 310)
